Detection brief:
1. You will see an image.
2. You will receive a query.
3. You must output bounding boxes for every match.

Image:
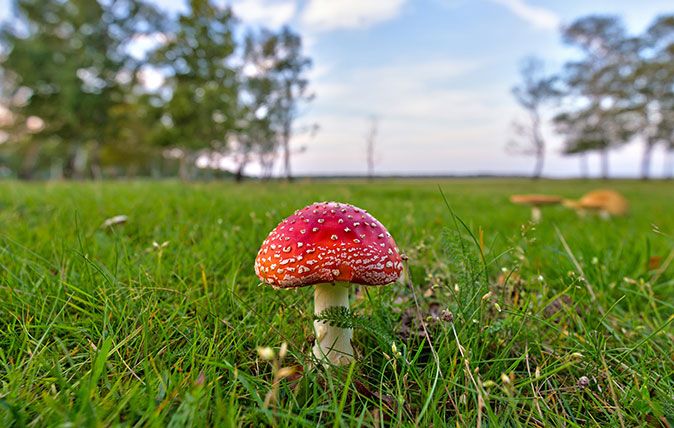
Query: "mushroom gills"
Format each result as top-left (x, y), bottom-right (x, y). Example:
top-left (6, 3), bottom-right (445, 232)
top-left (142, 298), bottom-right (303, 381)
top-left (313, 282), bottom-right (354, 365)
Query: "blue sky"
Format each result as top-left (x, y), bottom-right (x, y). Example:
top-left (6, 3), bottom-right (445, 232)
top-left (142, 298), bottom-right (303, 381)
top-left (2, 0), bottom-right (672, 177)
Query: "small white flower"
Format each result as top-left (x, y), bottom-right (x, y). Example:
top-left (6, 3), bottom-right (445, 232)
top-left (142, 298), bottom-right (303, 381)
top-left (257, 347), bottom-right (275, 361)
top-left (391, 342), bottom-right (402, 359)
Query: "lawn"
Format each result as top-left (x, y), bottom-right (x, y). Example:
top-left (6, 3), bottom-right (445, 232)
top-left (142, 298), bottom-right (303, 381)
top-left (0, 179), bottom-right (672, 426)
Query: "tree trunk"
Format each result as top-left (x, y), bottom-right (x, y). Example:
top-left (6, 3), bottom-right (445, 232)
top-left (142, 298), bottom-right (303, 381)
top-left (600, 149), bottom-right (609, 180)
top-left (531, 112), bottom-right (544, 180)
top-left (63, 152), bottom-right (75, 179)
top-left (579, 154), bottom-right (589, 179)
top-left (234, 159), bottom-right (247, 183)
top-left (665, 148), bottom-right (674, 180)
top-left (90, 142), bottom-right (102, 180)
top-left (532, 147), bottom-right (544, 180)
top-left (18, 143), bottom-right (40, 180)
top-left (72, 146), bottom-right (88, 180)
top-left (178, 153), bottom-right (192, 181)
top-left (640, 141), bottom-right (654, 180)
top-left (282, 123), bottom-right (292, 181)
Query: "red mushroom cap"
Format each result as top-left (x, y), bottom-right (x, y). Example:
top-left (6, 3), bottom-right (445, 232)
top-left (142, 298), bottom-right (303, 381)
top-left (255, 202), bottom-right (403, 289)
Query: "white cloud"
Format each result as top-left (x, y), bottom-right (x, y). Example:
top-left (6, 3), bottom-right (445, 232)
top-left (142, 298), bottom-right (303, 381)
top-left (301, 0), bottom-right (407, 32)
top-left (291, 59), bottom-right (520, 174)
top-left (309, 59), bottom-right (489, 121)
top-left (229, 0), bottom-right (297, 29)
top-left (488, 0), bottom-right (559, 31)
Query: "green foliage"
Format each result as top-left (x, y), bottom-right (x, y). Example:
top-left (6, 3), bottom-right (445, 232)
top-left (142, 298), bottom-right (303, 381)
top-left (150, 0), bottom-right (238, 156)
top-left (0, 0), bottom-right (166, 178)
top-left (242, 27), bottom-right (313, 179)
top-left (0, 0), bottom-right (314, 180)
top-left (553, 14), bottom-right (674, 178)
top-left (315, 306), bottom-right (395, 344)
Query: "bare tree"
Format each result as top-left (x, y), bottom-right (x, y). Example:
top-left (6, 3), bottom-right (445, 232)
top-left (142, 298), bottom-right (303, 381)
top-left (365, 115), bottom-right (378, 180)
top-left (508, 56), bottom-right (559, 179)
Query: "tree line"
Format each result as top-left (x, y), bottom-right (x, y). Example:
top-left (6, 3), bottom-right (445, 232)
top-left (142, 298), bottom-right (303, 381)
top-left (0, 0), bottom-right (312, 180)
top-left (510, 14), bottom-right (674, 179)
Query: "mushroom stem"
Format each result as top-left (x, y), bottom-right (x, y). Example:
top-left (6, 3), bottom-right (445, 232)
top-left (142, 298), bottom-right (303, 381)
top-left (531, 206), bottom-right (542, 223)
top-left (313, 282), bottom-right (354, 365)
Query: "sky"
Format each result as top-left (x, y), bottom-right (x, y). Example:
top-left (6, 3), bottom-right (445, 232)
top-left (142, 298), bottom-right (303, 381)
top-left (1, 0), bottom-right (672, 177)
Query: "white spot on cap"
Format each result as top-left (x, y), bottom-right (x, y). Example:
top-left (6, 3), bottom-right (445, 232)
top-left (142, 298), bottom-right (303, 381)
top-left (317, 219), bottom-right (325, 224)
top-left (283, 246), bottom-right (291, 253)
top-left (312, 227), bottom-right (319, 232)
top-left (353, 222), bottom-right (360, 227)
top-left (344, 227), bottom-right (351, 232)
top-left (331, 234), bottom-right (338, 240)
top-left (297, 242), bottom-right (303, 248)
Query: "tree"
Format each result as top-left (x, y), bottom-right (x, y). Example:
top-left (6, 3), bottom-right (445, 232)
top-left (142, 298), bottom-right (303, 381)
top-left (641, 14), bottom-right (674, 179)
top-left (0, 0), bottom-right (165, 179)
top-left (251, 27), bottom-right (312, 181)
top-left (612, 14), bottom-right (674, 179)
top-left (229, 30), bottom-right (280, 182)
top-left (554, 106), bottom-right (634, 179)
top-left (556, 15), bottom-right (636, 178)
top-left (507, 56), bottom-right (558, 179)
top-left (150, 0), bottom-right (238, 180)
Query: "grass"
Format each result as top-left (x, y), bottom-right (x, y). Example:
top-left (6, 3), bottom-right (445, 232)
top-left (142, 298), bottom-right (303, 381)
top-left (0, 178), bottom-right (672, 427)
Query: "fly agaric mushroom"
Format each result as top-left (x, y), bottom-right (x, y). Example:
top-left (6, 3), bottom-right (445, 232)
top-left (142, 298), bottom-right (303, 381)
top-left (563, 189), bottom-right (628, 219)
top-left (254, 202), bottom-right (403, 366)
top-left (510, 194), bottom-right (562, 223)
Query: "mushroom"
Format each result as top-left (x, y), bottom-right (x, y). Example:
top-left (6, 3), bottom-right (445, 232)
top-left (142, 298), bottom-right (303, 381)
top-left (254, 202), bottom-right (403, 366)
top-left (509, 194), bottom-right (562, 223)
top-left (563, 189), bottom-right (628, 219)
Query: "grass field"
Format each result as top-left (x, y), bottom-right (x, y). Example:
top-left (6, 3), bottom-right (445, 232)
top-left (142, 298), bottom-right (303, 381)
top-left (1, 179), bottom-right (673, 426)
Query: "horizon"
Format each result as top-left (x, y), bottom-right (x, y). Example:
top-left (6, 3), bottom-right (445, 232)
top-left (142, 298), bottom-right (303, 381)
top-left (1, 0), bottom-right (672, 178)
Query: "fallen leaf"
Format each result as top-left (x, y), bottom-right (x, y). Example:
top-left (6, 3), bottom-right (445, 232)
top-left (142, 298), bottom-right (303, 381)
top-left (101, 215), bottom-right (128, 228)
